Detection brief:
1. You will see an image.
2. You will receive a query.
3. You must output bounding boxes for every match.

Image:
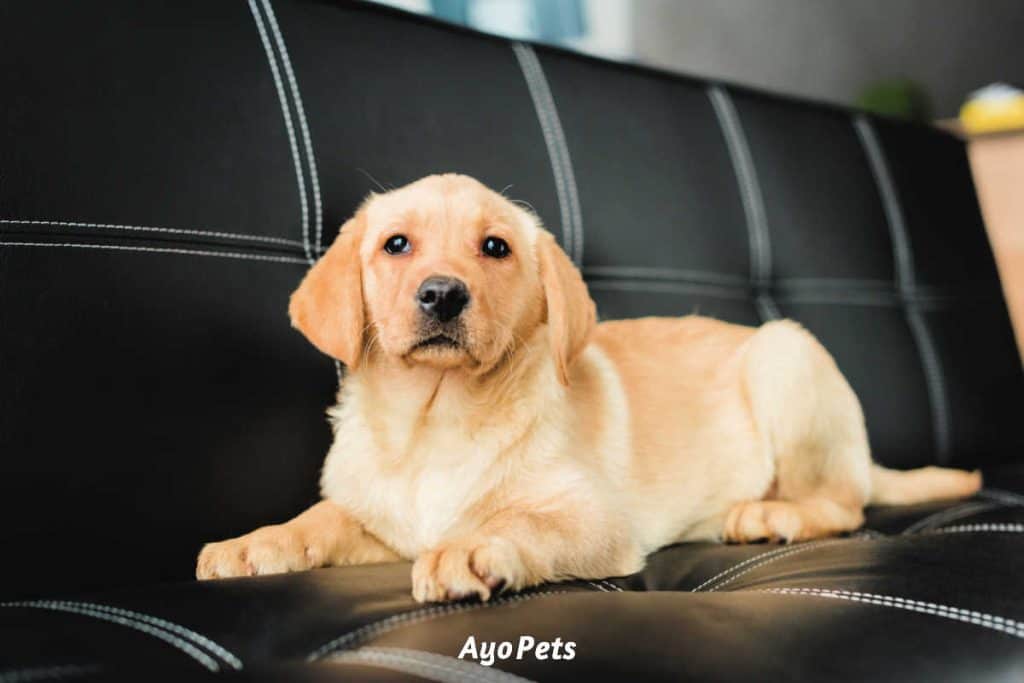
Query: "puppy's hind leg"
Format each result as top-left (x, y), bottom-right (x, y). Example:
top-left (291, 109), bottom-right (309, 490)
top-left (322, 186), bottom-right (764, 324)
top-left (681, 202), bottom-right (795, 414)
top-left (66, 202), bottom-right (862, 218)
top-left (726, 320), bottom-right (871, 543)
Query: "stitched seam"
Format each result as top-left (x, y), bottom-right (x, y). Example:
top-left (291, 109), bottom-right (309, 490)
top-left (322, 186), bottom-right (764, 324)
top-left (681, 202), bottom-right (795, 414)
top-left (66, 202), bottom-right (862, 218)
top-left (584, 277), bottom-right (989, 310)
top-left (776, 289), bottom-right (901, 306)
top-left (708, 538), bottom-right (850, 592)
top-left (0, 219), bottom-right (304, 250)
top-left (587, 579), bottom-right (622, 592)
top-left (708, 86), bottom-right (779, 321)
top-left (247, 0), bottom-right (312, 263)
top-left (512, 43), bottom-right (570, 256)
top-left (776, 277), bottom-right (895, 291)
top-left (307, 590), bottom-right (566, 661)
top-left (580, 268), bottom-right (991, 308)
top-left (761, 588), bottom-right (1024, 639)
top-left (512, 43), bottom-right (583, 266)
top-left (259, 0), bottom-right (322, 254)
top-left (0, 664), bottom-right (100, 683)
top-left (0, 603), bottom-right (221, 672)
top-left (0, 241), bottom-right (308, 264)
top-left (529, 45), bottom-right (583, 266)
top-left (586, 278), bottom-right (750, 300)
top-left (692, 537), bottom-right (854, 593)
top-left (901, 500), bottom-right (1006, 534)
top-left (5, 601), bottom-right (241, 670)
top-left (329, 647), bottom-right (536, 683)
top-left (930, 523), bottom-right (1024, 534)
top-left (755, 295), bottom-right (782, 321)
top-left (979, 488), bottom-right (1024, 506)
top-left (854, 115), bottom-right (951, 462)
top-left (583, 265), bottom-right (748, 287)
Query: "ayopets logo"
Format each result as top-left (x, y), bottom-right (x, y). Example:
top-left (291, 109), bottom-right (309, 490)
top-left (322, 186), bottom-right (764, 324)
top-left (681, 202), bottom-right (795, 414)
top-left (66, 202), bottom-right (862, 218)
top-left (458, 635), bottom-right (577, 667)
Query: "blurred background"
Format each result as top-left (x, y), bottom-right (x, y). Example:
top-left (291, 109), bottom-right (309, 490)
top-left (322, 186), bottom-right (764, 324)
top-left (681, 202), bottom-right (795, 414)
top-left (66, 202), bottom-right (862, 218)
top-left (372, 0), bottom-right (1024, 357)
top-left (371, 0), bottom-right (1024, 120)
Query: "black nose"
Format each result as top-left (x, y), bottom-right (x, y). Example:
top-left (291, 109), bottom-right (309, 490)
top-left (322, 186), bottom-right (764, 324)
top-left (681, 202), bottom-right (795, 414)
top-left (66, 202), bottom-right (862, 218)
top-left (416, 276), bottom-right (470, 322)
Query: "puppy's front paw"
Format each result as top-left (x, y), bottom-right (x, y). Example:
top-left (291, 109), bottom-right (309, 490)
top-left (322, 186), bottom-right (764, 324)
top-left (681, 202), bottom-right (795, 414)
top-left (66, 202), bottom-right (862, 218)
top-left (196, 525), bottom-right (320, 580)
top-left (411, 537), bottom-right (527, 603)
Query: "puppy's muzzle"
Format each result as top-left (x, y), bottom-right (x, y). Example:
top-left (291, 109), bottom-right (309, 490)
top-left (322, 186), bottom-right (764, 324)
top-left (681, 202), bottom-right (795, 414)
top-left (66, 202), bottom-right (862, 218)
top-left (417, 276), bottom-right (469, 323)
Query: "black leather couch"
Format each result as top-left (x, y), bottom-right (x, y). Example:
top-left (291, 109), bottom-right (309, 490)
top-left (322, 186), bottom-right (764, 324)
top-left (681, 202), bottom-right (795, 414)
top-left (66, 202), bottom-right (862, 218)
top-left (3, 1), bottom-right (1024, 680)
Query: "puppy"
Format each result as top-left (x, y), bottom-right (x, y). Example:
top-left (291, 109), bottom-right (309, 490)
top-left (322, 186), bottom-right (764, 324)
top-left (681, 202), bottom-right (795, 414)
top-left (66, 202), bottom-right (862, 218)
top-left (197, 173), bottom-right (981, 602)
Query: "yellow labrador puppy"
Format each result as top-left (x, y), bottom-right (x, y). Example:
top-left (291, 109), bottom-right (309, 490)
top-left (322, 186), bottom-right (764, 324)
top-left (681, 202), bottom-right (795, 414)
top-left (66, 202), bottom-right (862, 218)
top-left (197, 174), bottom-right (981, 602)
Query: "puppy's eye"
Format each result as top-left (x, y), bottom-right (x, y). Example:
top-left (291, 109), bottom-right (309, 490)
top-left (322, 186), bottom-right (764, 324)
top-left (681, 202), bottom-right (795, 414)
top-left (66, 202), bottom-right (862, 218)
top-left (482, 236), bottom-right (510, 259)
top-left (383, 234), bottom-right (411, 255)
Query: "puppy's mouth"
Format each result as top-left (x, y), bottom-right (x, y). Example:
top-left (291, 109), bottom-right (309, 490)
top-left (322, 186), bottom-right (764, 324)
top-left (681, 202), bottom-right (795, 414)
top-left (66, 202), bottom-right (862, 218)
top-left (404, 328), bottom-right (478, 368)
top-left (413, 334), bottom-right (462, 350)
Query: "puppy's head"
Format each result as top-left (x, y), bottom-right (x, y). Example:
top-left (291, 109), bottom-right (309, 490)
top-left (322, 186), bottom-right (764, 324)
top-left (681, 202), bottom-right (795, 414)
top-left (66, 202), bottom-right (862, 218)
top-left (289, 174), bottom-right (594, 384)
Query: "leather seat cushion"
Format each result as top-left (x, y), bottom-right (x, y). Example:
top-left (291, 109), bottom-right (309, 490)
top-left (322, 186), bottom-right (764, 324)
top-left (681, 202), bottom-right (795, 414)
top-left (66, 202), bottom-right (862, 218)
top-left (4, 466), bottom-right (1023, 682)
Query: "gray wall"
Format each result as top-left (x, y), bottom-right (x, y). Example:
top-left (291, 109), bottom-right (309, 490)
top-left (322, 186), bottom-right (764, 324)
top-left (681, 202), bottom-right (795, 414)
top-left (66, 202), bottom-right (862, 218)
top-left (632, 0), bottom-right (1024, 117)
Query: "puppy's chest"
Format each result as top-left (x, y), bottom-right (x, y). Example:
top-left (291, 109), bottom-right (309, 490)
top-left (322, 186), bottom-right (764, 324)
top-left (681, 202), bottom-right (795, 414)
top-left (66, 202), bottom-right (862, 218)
top-left (325, 423), bottom-right (510, 558)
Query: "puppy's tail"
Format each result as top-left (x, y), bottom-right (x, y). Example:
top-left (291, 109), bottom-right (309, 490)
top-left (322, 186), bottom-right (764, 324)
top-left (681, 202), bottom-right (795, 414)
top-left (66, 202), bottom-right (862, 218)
top-left (869, 464), bottom-right (982, 506)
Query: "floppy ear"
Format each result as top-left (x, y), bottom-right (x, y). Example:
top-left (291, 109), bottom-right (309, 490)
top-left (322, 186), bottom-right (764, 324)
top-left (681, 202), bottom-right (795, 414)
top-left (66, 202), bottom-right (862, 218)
top-left (537, 231), bottom-right (596, 386)
top-left (289, 214), bottom-right (367, 368)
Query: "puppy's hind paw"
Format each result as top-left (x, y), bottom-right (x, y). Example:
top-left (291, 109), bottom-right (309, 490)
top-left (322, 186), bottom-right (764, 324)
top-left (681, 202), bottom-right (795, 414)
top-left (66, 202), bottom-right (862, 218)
top-left (724, 501), bottom-right (804, 544)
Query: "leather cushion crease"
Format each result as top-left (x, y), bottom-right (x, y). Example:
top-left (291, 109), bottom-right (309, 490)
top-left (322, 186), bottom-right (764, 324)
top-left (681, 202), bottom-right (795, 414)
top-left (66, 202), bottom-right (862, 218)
top-left (1, 1), bottom-right (1022, 681)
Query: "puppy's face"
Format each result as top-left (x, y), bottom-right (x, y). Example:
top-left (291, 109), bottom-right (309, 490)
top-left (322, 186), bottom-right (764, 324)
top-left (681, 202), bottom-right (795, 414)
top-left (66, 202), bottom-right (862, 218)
top-left (359, 175), bottom-right (541, 372)
top-left (290, 174), bottom-right (595, 384)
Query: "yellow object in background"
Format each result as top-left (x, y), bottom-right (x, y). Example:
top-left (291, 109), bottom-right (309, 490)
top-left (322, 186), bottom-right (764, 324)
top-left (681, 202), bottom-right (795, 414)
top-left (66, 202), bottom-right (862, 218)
top-left (960, 84), bottom-right (1024, 134)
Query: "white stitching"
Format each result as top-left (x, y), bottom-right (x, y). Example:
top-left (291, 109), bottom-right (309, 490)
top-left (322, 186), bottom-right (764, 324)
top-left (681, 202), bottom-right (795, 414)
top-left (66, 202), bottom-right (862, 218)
top-left (583, 265), bottom-right (748, 287)
top-left (755, 295), bottom-right (782, 321)
top-left (586, 278), bottom-right (750, 300)
top-left (580, 269), bottom-right (988, 308)
top-left (586, 580), bottom-right (622, 592)
top-left (762, 588), bottom-right (1024, 639)
top-left (591, 278), bottom-right (986, 309)
top-left (0, 219), bottom-right (304, 249)
top-left (521, 45), bottom-right (583, 266)
top-left (777, 277), bottom-right (895, 291)
top-left (512, 43), bottom-right (583, 266)
top-left (0, 664), bottom-right (100, 683)
top-left (978, 488), bottom-right (1024, 506)
top-left (707, 86), bottom-right (780, 322)
top-left (0, 241), bottom-right (308, 264)
top-left (246, 0), bottom-right (312, 264)
top-left (930, 523), bottom-right (1024, 534)
top-left (0, 602), bottom-right (221, 671)
top-left (692, 537), bottom-right (851, 593)
top-left (307, 590), bottom-right (566, 661)
top-left (258, 0), bottom-right (323, 255)
top-left (693, 545), bottom-right (796, 593)
top-left (4, 601), bottom-right (242, 670)
top-left (854, 115), bottom-right (952, 462)
top-left (901, 500), bottom-right (1005, 534)
top-left (706, 538), bottom-right (850, 592)
top-left (512, 43), bottom-right (571, 260)
top-left (776, 289), bottom-right (902, 307)
top-left (329, 647), bottom-right (536, 683)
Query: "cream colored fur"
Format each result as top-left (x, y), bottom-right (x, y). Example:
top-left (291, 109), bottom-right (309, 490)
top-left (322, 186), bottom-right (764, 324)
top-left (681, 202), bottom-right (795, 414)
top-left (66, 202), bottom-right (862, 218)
top-left (197, 174), bottom-right (981, 602)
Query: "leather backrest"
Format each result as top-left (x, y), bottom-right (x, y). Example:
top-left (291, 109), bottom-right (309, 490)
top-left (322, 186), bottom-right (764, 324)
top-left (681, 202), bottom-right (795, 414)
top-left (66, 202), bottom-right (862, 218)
top-left (1, 0), bottom-right (1021, 598)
